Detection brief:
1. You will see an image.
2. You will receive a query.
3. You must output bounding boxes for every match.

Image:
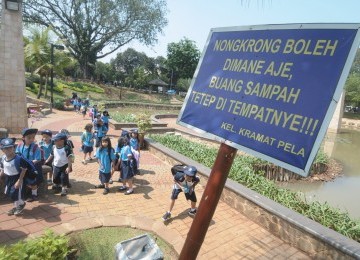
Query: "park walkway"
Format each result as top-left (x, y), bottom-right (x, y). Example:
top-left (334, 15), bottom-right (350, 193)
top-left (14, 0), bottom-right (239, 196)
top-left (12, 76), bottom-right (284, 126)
top-left (0, 109), bottom-right (310, 259)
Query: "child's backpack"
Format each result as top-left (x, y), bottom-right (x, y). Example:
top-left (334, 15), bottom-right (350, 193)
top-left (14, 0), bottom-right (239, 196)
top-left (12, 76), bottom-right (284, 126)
top-left (17, 143), bottom-right (45, 165)
top-left (13, 154), bottom-right (39, 180)
top-left (171, 164), bottom-right (188, 176)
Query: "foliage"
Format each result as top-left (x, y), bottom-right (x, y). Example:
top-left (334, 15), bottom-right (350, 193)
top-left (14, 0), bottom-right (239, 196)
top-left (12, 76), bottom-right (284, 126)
top-left (57, 80), bottom-right (104, 93)
top-left (111, 112), bottom-right (137, 123)
top-left (345, 73), bottom-right (360, 107)
top-left (149, 134), bottom-right (360, 242)
top-left (95, 61), bottom-right (115, 83)
top-left (110, 48), bottom-right (165, 88)
top-left (24, 27), bottom-right (72, 98)
top-left (53, 99), bottom-right (65, 110)
top-left (24, 0), bottom-right (168, 79)
top-left (166, 38), bottom-right (200, 84)
top-left (176, 78), bottom-right (192, 91)
top-left (135, 113), bottom-right (152, 133)
top-left (0, 230), bottom-right (70, 259)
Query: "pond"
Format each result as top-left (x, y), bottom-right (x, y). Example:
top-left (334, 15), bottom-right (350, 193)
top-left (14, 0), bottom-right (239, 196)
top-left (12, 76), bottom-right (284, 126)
top-left (279, 129), bottom-right (360, 220)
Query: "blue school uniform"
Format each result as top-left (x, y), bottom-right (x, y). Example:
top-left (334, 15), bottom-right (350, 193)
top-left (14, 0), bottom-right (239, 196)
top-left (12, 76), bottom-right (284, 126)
top-left (119, 145), bottom-right (134, 180)
top-left (129, 138), bottom-right (139, 150)
top-left (0, 155), bottom-right (27, 201)
top-left (96, 147), bottom-right (115, 184)
top-left (101, 115), bottom-right (109, 129)
top-left (96, 148), bottom-right (116, 174)
top-left (39, 141), bottom-right (53, 160)
top-left (16, 142), bottom-right (43, 184)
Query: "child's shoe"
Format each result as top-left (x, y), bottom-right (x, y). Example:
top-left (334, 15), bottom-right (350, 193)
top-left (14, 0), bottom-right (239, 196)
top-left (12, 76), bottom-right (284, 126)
top-left (188, 208), bottom-right (197, 216)
top-left (95, 184), bottom-right (105, 189)
top-left (7, 207), bottom-right (17, 216)
top-left (82, 160), bottom-right (87, 165)
top-left (162, 211), bottom-right (171, 221)
top-left (109, 179), bottom-right (113, 184)
top-left (14, 202), bottom-right (26, 216)
top-left (103, 188), bottom-right (110, 195)
top-left (61, 188), bottom-right (67, 196)
top-left (118, 186), bottom-right (127, 191)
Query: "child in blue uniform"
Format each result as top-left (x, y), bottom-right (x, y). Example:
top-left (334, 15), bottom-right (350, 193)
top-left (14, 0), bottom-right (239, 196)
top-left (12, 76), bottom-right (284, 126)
top-left (129, 129), bottom-right (140, 171)
top-left (16, 128), bottom-right (43, 202)
top-left (39, 129), bottom-right (54, 184)
top-left (45, 133), bottom-right (73, 196)
top-left (162, 166), bottom-right (200, 221)
top-left (94, 137), bottom-right (115, 195)
top-left (81, 123), bottom-right (95, 164)
top-left (0, 138), bottom-right (27, 216)
top-left (101, 110), bottom-right (110, 130)
top-left (94, 119), bottom-right (108, 148)
top-left (116, 137), bottom-right (136, 195)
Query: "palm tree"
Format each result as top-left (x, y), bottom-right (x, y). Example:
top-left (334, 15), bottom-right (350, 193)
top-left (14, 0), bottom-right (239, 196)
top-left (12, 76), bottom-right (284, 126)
top-left (24, 27), bottom-right (72, 99)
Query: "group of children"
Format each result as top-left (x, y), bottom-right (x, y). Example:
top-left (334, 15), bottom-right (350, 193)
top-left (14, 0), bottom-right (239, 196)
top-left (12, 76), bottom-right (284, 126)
top-left (1, 124), bottom-right (200, 221)
top-left (80, 124), bottom-right (140, 195)
top-left (0, 128), bottom-right (74, 216)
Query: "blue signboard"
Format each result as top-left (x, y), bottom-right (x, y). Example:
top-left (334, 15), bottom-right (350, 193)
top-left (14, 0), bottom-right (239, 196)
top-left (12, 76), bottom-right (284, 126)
top-left (178, 24), bottom-right (360, 176)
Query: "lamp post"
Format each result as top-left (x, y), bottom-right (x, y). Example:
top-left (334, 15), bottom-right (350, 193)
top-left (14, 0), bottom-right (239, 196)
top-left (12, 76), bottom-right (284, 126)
top-left (5, 0), bottom-right (20, 11)
top-left (169, 69), bottom-right (173, 91)
top-left (50, 43), bottom-right (64, 112)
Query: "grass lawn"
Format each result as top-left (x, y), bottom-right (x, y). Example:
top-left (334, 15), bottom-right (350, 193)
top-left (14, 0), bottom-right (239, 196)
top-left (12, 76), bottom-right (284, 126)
top-left (68, 227), bottom-right (178, 259)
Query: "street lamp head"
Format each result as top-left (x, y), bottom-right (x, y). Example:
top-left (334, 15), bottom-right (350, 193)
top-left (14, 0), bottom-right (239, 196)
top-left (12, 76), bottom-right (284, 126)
top-left (51, 44), bottom-right (65, 50)
top-left (5, 0), bottom-right (21, 11)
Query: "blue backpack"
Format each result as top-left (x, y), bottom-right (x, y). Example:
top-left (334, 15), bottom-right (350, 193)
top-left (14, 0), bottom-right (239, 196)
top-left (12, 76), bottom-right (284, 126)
top-left (13, 154), bottom-right (39, 180)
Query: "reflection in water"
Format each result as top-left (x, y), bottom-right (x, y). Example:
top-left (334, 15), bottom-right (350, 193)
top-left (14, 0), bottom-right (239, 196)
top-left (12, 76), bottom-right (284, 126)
top-left (279, 129), bottom-right (360, 220)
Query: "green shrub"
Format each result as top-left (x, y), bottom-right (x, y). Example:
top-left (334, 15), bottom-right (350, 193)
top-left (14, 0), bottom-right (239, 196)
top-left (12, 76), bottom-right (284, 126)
top-left (0, 230), bottom-right (70, 260)
top-left (53, 99), bottom-right (65, 110)
top-left (112, 112), bottom-right (136, 123)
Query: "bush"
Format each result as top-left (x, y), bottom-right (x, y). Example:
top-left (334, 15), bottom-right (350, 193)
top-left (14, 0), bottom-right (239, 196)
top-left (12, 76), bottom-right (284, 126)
top-left (53, 99), bottom-right (65, 110)
top-left (0, 230), bottom-right (71, 260)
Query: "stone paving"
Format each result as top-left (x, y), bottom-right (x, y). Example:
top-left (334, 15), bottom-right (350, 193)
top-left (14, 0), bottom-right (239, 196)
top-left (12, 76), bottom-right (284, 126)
top-left (0, 109), bottom-right (310, 259)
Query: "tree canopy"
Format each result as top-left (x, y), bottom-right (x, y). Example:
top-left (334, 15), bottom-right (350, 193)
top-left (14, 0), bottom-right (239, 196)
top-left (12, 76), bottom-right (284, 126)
top-left (166, 38), bottom-right (200, 84)
top-left (23, 0), bottom-right (168, 79)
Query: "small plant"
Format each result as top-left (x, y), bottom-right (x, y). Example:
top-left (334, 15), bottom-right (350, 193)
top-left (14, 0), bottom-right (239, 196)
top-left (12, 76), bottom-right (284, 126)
top-left (135, 113), bottom-right (152, 133)
top-left (0, 230), bottom-right (71, 260)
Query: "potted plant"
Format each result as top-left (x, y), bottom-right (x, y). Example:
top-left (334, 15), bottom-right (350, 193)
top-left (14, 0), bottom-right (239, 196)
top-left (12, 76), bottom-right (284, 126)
top-left (135, 113), bottom-right (152, 149)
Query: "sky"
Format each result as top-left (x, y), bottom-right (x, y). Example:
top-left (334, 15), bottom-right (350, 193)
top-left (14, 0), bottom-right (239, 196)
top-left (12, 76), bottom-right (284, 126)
top-left (100, 0), bottom-right (360, 63)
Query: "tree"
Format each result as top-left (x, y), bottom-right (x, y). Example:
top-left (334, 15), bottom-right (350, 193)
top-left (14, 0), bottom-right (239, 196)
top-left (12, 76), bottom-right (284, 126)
top-left (166, 38), bottom-right (200, 85)
top-left (345, 73), bottom-right (360, 107)
top-left (24, 0), bottom-right (168, 79)
top-left (24, 27), bottom-right (72, 98)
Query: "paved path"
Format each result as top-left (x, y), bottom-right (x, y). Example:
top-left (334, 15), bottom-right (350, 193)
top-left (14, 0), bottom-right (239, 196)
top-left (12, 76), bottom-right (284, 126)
top-left (0, 110), bottom-right (310, 259)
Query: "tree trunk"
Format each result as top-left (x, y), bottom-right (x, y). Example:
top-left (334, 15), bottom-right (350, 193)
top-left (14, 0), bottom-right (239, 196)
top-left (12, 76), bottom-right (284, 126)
top-left (44, 76), bottom-right (49, 98)
top-left (37, 75), bottom-right (44, 99)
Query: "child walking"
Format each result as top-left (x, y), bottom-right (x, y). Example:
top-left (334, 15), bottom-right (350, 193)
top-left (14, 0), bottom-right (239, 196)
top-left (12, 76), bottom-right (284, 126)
top-left (162, 165), bottom-right (199, 221)
top-left (39, 129), bottom-right (54, 184)
top-left (45, 133), bottom-right (73, 196)
top-left (94, 119), bottom-right (108, 148)
top-left (81, 123), bottom-right (95, 164)
top-left (101, 110), bottom-right (110, 130)
top-left (16, 128), bottom-right (44, 202)
top-left (0, 138), bottom-right (27, 216)
top-left (129, 129), bottom-right (140, 171)
top-left (94, 137), bottom-right (115, 195)
top-left (116, 137), bottom-right (136, 195)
